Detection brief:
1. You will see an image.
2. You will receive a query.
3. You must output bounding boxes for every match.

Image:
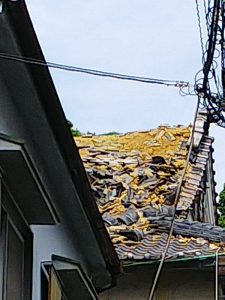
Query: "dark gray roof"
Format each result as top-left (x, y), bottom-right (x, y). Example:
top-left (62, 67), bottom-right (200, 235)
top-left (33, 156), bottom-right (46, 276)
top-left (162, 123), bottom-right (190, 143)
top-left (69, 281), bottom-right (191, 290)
top-left (116, 232), bottom-right (224, 261)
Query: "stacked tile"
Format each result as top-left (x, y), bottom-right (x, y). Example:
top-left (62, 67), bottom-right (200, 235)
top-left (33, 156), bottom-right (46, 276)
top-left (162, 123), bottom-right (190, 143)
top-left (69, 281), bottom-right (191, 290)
top-left (152, 220), bottom-right (225, 242)
top-left (178, 137), bottom-right (214, 210)
top-left (178, 111), bottom-right (213, 211)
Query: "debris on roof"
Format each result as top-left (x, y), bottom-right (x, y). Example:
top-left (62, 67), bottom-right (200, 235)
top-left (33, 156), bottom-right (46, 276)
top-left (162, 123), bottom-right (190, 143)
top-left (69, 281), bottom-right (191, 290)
top-left (75, 111), bottom-right (225, 261)
top-left (76, 126), bottom-right (192, 212)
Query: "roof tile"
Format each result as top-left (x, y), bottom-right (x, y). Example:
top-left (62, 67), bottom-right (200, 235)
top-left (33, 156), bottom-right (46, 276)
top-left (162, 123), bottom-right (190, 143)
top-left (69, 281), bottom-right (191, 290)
top-left (75, 113), bottom-right (225, 261)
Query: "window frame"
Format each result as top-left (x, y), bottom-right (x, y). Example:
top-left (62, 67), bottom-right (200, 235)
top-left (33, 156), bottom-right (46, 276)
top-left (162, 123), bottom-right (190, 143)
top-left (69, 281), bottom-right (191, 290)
top-left (41, 256), bottom-right (99, 300)
top-left (0, 180), bottom-right (33, 300)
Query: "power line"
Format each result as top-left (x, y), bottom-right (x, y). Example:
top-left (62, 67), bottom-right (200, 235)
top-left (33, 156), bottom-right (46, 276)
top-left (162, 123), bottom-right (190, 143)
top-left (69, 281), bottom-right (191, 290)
top-left (204, 0), bottom-right (210, 36)
top-left (195, 0), bottom-right (225, 127)
top-left (147, 96), bottom-right (201, 300)
top-left (202, 0), bottom-right (220, 89)
top-left (0, 52), bottom-right (190, 88)
top-left (195, 0), bottom-right (206, 62)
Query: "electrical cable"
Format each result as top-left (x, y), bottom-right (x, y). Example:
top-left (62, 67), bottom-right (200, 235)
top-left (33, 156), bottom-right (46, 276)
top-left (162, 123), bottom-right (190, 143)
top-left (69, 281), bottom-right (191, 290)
top-left (202, 0), bottom-right (220, 90)
top-left (196, 0), bottom-right (206, 62)
top-left (221, 0), bottom-right (225, 97)
top-left (147, 95), bottom-right (201, 300)
top-left (194, 0), bottom-right (225, 127)
top-left (204, 0), bottom-right (210, 36)
top-left (0, 52), bottom-right (189, 88)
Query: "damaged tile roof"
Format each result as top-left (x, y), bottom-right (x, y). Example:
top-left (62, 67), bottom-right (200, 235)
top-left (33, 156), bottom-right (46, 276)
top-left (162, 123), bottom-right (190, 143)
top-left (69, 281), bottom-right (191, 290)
top-left (75, 111), bottom-right (225, 261)
top-left (116, 232), bottom-right (225, 261)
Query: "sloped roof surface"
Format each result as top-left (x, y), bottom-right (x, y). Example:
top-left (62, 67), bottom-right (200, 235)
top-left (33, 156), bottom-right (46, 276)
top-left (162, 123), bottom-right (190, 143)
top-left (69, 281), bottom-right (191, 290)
top-left (75, 113), bottom-right (225, 261)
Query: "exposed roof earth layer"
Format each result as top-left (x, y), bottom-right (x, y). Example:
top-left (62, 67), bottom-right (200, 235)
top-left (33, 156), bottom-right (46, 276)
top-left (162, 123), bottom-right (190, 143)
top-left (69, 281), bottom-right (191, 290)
top-left (75, 113), bottom-right (225, 261)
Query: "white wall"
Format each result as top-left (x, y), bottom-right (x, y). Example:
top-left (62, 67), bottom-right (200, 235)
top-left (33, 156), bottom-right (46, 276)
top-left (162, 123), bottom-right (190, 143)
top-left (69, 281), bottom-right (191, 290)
top-left (31, 224), bottom-right (86, 300)
top-left (100, 265), bottom-right (214, 300)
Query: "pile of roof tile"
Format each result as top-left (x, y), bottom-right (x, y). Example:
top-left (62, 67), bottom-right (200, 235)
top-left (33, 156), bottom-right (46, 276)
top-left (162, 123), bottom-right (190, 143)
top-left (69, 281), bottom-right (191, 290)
top-left (75, 113), bottom-right (225, 261)
top-left (77, 126), bottom-right (191, 211)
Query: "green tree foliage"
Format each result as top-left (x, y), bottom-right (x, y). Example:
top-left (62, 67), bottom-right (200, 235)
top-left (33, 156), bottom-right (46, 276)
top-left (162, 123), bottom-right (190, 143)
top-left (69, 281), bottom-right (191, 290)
top-left (66, 120), bottom-right (120, 137)
top-left (100, 131), bottom-right (120, 136)
top-left (218, 185), bottom-right (225, 227)
top-left (86, 130), bottom-right (96, 136)
top-left (67, 120), bottom-right (82, 137)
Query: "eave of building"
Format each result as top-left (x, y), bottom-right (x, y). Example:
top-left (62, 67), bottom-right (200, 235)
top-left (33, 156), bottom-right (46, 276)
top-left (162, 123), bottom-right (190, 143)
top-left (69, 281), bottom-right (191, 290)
top-left (0, 0), bottom-right (120, 290)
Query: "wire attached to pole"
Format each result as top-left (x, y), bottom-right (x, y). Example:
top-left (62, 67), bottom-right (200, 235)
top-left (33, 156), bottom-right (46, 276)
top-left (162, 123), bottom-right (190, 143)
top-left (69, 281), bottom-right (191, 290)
top-left (0, 52), bottom-right (190, 88)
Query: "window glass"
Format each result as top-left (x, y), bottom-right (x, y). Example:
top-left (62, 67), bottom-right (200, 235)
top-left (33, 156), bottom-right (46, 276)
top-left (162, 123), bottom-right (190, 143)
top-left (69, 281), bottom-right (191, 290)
top-left (49, 268), bottom-right (62, 300)
top-left (0, 210), bottom-right (6, 299)
top-left (5, 222), bottom-right (24, 300)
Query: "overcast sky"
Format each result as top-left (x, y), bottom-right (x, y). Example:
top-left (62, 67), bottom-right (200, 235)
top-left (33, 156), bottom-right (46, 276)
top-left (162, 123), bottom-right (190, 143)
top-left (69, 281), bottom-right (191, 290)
top-left (25, 0), bottom-right (225, 193)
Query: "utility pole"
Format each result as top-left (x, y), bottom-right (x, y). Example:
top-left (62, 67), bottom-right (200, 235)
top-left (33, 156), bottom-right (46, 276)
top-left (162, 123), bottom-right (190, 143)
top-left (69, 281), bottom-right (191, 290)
top-left (221, 0), bottom-right (225, 105)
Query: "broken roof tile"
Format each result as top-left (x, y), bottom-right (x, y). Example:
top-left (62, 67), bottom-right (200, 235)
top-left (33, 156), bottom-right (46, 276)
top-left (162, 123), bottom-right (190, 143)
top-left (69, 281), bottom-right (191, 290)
top-left (75, 111), bottom-right (225, 262)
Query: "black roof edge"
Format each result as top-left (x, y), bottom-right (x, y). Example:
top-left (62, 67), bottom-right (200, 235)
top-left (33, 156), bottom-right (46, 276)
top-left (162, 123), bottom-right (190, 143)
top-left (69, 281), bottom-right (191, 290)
top-left (3, 0), bottom-right (120, 276)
